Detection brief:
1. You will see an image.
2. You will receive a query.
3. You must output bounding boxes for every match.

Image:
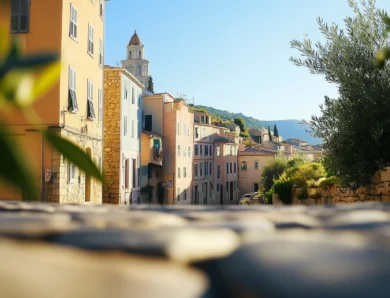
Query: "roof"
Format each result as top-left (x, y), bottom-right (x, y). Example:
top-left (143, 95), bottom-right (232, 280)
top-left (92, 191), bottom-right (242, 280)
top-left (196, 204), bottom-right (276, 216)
top-left (104, 65), bottom-right (144, 89)
top-left (128, 31), bottom-right (142, 46)
top-left (142, 129), bottom-right (162, 138)
top-left (238, 146), bottom-right (277, 156)
top-left (214, 136), bottom-right (233, 144)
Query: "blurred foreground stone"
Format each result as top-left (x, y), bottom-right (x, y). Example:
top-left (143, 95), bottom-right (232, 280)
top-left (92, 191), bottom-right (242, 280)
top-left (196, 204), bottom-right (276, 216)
top-left (1, 201), bottom-right (390, 298)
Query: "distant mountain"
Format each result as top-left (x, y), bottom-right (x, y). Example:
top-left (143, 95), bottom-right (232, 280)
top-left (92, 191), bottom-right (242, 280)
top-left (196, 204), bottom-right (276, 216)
top-left (196, 105), bottom-right (323, 145)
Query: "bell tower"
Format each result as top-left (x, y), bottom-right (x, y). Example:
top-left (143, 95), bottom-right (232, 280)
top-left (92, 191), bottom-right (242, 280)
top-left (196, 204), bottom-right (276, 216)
top-left (121, 30), bottom-right (151, 89)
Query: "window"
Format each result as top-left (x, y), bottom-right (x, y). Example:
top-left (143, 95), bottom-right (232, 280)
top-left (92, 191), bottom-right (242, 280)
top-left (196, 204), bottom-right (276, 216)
top-left (124, 159), bottom-right (129, 189)
top-left (184, 167), bottom-right (187, 178)
top-left (241, 161), bottom-right (247, 171)
top-left (234, 181), bottom-right (236, 191)
top-left (98, 89), bottom-right (103, 122)
top-left (188, 127), bottom-right (191, 136)
top-left (255, 161), bottom-right (259, 169)
top-left (69, 4), bottom-right (78, 39)
top-left (11, 0), bottom-right (30, 33)
top-left (139, 51), bottom-right (142, 58)
top-left (217, 184), bottom-right (220, 192)
top-left (200, 163), bottom-right (203, 176)
top-left (124, 115), bottom-right (127, 135)
top-left (226, 182), bottom-right (229, 191)
top-left (217, 165), bottom-right (221, 179)
top-left (210, 145), bottom-right (212, 156)
top-left (205, 145), bottom-right (209, 156)
top-left (129, 51), bottom-right (132, 59)
top-left (178, 167), bottom-right (181, 178)
top-left (99, 39), bottom-right (103, 66)
top-left (132, 159), bottom-right (136, 188)
top-left (230, 146), bottom-right (233, 156)
top-left (195, 127), bottom-right (199, 139)
top-left (183, 123), bottom-right (186, 136)
top-left (200, 145), bottom-right (203, 155)
top-left (177, 188), bottom-right (180, 201)
top-left (132, 88), bottom-right (135, 104)
top-left (124, 82), bottom-right (128, 99)
top-left (68, 67), bottom-right (78, 112)
top-left (210, 162), bottom-right (212, 175)
top-left (88, 24), bottom-right (94, 55)
top-left (67, 162), bottom-right (76, 183)
top-left (216, 146), bottom-right (220, 156)
top-left (195, 164), bottom-right (198, 177)
top-left (226, 163), bottom-right (229, 174)
top-left (183, 146), bottom-right (187, 157)
top-left (178, 145), bottom-right (181, 156)
top-left (188, 146), bottom-right (191, 157)
top-left (99, 0), bottom-right (104, 17)
top-left (184, 189), bottom-right (187, 200)
top-left (195, 144), bottom-right (199, 155)
top-left (131, 120), bottom-right (134, 138)
top-left (230, 162), bottom-right (232, 174)
top-left (87, 80), bottom-right (95, 119)
top-left (205, 162), bottom-right (208, 176)
top-left (145, 115), bottom-right (152, 131)
top-left (234, 162), bottom-right (237, 173)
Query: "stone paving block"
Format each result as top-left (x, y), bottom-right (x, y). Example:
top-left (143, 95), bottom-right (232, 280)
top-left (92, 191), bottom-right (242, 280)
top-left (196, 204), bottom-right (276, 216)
top-left (196, 231), bottom-right (390, 298)
top-left (0, 213), bottom-right (75, 237)
top-left (0, 238), bottom-right (208, 298)
top-left (47, 227), bottom-right (240, 263)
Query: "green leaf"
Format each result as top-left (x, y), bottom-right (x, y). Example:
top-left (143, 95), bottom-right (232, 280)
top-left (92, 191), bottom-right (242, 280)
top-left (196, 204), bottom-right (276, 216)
top-left (31, 61), bottom-right (61, 102)
top-left (0, 123), bottom-right (38, 199)
top-left (0, 49), bottom-right (58, 78)
top-left (45, 130), bottom-right (103, 182)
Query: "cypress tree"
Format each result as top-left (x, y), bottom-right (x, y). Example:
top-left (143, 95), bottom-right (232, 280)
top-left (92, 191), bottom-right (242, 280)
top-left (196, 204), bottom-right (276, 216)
top-left (268, 126), bottom-right (272, 141)
top-left (273, 124), bottom-right (279, 138)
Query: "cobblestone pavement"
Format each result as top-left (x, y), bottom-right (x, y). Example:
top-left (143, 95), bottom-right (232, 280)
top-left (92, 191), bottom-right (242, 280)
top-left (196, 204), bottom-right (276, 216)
top-left (1, 201), bottom-right (390, 298)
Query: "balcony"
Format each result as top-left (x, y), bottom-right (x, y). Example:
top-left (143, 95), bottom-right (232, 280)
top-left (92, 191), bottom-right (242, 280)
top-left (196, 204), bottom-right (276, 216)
top-left (142, 130), bottom-right (163, 166)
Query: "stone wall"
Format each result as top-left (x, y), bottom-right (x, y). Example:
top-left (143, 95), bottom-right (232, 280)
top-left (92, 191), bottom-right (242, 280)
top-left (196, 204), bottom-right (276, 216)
top-left (103, 70), bottom-right (121, 204)
top-left (331, 168), bottom-right (390, 204)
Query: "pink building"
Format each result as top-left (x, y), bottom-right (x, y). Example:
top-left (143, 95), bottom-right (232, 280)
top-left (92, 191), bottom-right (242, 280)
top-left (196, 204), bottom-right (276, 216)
top-left (213, 137), bottom-right (239, 204)
top-left (163, 99), bottom-right (194, 204)
top-left (193, 112), bottom-right (220, 204)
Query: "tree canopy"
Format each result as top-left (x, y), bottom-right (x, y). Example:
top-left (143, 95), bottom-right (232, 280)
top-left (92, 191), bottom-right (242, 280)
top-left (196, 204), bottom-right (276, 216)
top-left (147, 76), bottom-right (154, 93)
top-left (290, 0), bottom-right (390, 187)
top-left (273, 124), bottom-right (279, 138)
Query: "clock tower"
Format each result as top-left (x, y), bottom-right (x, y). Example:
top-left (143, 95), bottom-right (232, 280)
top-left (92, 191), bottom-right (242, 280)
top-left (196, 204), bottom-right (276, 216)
top-left (121, 31), bottom-right (151, 89)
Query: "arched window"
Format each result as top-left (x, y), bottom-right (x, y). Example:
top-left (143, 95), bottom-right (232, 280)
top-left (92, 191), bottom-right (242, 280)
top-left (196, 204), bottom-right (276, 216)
top-left (143, 65), bottom-right (147, 75)
top-left (137, 65), bottom-right (141, 75)
top-left (139, 51), bottom-right (142, 58)
top-left (129, 51), bottom-right (132, 59)
top-left (241, 161), bottom-right (247, 171)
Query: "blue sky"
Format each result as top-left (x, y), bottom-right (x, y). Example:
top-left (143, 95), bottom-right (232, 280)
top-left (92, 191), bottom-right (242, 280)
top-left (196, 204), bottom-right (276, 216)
top-left (105, 0), bottom-right (390, 121)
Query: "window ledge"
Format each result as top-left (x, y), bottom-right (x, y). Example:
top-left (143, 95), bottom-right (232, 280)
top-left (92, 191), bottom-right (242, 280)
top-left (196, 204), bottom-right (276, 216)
top-left (70, 35), bottom-right (78, 43)
top-left (88, 52), bottom-right (94, 58)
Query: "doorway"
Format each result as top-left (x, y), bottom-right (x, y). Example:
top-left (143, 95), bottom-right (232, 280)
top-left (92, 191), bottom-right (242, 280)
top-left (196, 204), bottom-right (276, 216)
top-left (220, 184), bottom-right (223, 204)
top-left (230, 181), bottom-right (234, 201)
top-left (253, 183), bottom-right (259, 192)
top-left (195, 185), bottom-right (199, 205)
top-left (85, 148), bottom-right (91, 202)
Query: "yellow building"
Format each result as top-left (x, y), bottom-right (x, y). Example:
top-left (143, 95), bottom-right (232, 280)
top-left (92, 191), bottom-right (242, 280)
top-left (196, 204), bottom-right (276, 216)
top-left (0, 0), bottom-right (108, 203)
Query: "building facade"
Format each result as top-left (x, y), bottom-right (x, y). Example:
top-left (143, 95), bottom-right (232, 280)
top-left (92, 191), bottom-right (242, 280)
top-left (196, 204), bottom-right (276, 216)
top-left (163, 99), bottom-right (194, 205)
top-left (121, 31), bottom-right (151, 90)
top-left (103, 66), bottom-right (143, 205)
top-left (238, 147), bottom-right (276, 194)
top-left (0, 0), bottom-right (107, 203)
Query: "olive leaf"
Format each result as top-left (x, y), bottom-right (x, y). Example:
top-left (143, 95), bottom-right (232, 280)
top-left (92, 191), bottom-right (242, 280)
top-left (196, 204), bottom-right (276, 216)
top-left (45, 130), bottom-right (103, 182)
top-left (0, 123), bottom-right (38, 199)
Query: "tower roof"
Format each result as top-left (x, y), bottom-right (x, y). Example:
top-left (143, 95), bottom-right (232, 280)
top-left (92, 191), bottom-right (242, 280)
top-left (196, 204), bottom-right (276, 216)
top-left (128, 31), bottom-right (142, 46)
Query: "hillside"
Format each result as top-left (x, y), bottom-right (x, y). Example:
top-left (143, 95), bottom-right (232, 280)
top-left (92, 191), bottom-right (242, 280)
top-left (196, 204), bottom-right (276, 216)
top-left (196, 105), bottom-right (322, 145)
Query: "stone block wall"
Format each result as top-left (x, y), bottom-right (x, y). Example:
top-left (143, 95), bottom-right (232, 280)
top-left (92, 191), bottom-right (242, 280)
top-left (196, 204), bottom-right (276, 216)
top-left (103, 69), bottom-right (121, 204)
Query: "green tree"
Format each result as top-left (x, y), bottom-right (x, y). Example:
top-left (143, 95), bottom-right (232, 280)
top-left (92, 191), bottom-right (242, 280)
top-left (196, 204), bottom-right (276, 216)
top-left (290, 0), bottom-right (390, 187)
top-left (262, 152), bottom-right (288, 191)
top-left (147, 76), bottom-right (154, 93)
top-left (268, 126), bottom-right (272, 141)
top-left (273, 124), bottom-right (279, 138)
top-left (234, 117), bottom-right (249, 138)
